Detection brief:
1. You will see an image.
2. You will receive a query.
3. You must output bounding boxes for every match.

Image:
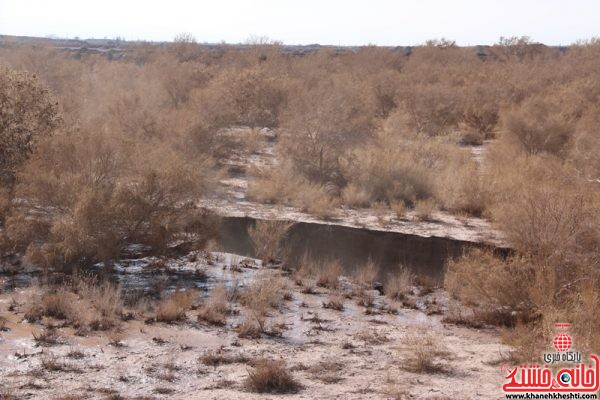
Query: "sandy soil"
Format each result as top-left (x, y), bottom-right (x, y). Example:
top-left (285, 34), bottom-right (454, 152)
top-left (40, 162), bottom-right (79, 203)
top-left (0, 252), bottom-right (510, 399)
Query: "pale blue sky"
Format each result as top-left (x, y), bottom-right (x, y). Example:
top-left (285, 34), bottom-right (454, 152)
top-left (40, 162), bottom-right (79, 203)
top-left (0, 0), bottom-right (598, 46)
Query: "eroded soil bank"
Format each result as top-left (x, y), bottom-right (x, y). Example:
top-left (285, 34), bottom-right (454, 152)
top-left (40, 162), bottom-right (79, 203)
top-left (217, 216), bottom-right (509, 279)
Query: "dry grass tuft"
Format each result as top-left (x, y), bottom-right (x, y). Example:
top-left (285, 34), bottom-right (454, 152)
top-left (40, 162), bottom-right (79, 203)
top-left (356, 290), bottom-right (375, 309)
top-left (401, 331), bottom-right (452, 374)
top-left (240, 276), bottom-right (286, 316)
top-left (354, 329), bottom-right (389, 345)
top-left (237, 315), bottom-right (264, 339)
top-left (308, 360), bottom-right (345, 384)
top-left (155, 290), bottom-right (196, 323)
top-left (316, 260), bottom-right (342, 289)
top-left (245, 359), bottom-right (301, 394)
top-left (390, 201), bottom-right (407, 220)
top-left (414, 199), bottom-right (436, 221)
top-left (200, 349), bottom-right (250, 367)
top-left (40, 353), bottom-right (72, 372)
top-left (323, 292), bottom-right (345, 311)
top-left (353, 259), bottom-right (379, 289)
top-left (32, 328), bottom-right (63, 347)
top-left (385, 267), bottom-right (414, 300)
top-left (197, 284), bottom-right (232, 326)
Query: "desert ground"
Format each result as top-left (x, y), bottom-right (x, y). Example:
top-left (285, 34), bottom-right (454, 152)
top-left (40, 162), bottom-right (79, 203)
top-left (0, 251), bottom-right (509, 400)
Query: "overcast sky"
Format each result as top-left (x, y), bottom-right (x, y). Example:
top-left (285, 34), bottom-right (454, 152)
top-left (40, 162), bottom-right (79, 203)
top-left (0, 0), bottom-right (599, 46)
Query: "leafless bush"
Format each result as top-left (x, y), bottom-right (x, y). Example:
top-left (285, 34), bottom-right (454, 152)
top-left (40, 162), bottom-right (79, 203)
top-left (501, 96), bottom-right (574, 157)
top-left (247, 220), bottom-right (292, 264)
top-left (280, 75), bottom-right (376, 184)
top-left (13, 132), bottom-right (212, 270)
top-left (0, 66), bottom-right (61, 175)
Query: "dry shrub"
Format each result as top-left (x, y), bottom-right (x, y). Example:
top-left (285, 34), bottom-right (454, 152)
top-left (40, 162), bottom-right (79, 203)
top-left (32, 327), bottom-right (63, 346)
top-left (354, 329), bottom-right (389, 345)
top-left (280, 75), bottom-right (376, 185)
top-left (316, 260), bottom-right (343, 289)
top-left (236, 315), bottom-right (264, 339)
top-left (436, 162), bottom-right (488, 217)
top-left (204, 68), bottom-right (288, 128)
top-left (445, 249), bottom-right (533, 311)
top-left (25, 288), bottom-right (78, 322)
top-left (290, 180), bottom-right (338, 218)
top-left (156, 290), bottom-right (196, 323)
top-left (342, 135), bottom-right (433, 207)
top-left (12, 130), bottom-right (213, 271)
top-left (23, 278), bottom-right (123, 332)
top-left (356, 289), bottom-right (375, 309)
top-left (248, 164), bottom-right (338, 219)
top-left (247, 220), bottom-right (292, 264)
top-left (237, 276), bottom-right (288, 337)
top-left (246, 162), bottom-right (294, 204)
top-left (0, 66), bottom-right (61, 175)
top-left (294, 254), bottom-right (318, 281)
top-left (41, 291), bottom-right (73, 320)
top-left (385, 267), bottom-right (414, 300)
top-left (323, 292), bottom-right (344, 311)
top-left (449, 144), bottom-right (600, 351)
top-left (401, 331), bottom-right (452, 374)
top-left (240, 276), bottom-right (285, 316)
top-left (341, 128), bottom-right (480, 213)
top-left (197, 307), bottom-right (226, 326)
top-left (76, 276), bottom-right (123, 330)
top-left (493, 182), bottom-right (595, 263)
top-left (200, 349), bottom-right (250, 366)
top-left (245, 359), bottom-right (301, 394)
top-left (342, 183), bottom-right (371, 208)
top-left (390, 201), bottom-right (406, 219)
top-left (353, 259), bottom-right (379, 289)
top-left (308, 360), bottom-right (345, 384)
top-left (501, 96), bottom-right (574, 157)
top-left (499, 323), bottom-right (541, 363)
top-left (414, 199), bottom-right (436, 221)
top-left (2, 212), bottom-right (51, 254)
top-left (197, 284), bottom-right (229, 326)
top-left (40, 352), bottom-right (70, 371)
top-left (571, 106), bottom-right (600, 180)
